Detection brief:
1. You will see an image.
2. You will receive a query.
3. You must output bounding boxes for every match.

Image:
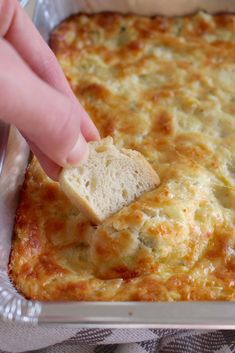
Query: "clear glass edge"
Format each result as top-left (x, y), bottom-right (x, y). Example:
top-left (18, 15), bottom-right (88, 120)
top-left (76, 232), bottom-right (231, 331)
top-left (18, 0), bottom-right (29, 8)
top-left (38, 301), bottom-right (235, 327)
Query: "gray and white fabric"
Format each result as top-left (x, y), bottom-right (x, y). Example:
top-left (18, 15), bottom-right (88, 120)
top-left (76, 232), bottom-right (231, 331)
top-left (0, 326), bottom-right (235, 353)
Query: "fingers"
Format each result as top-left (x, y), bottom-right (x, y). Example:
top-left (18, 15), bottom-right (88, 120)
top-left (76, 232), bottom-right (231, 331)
top-left (0, 0), bottom-right (73, 96)
top-left (0, 0), bottom-right (100, 142)
top-left (0, 38), bottom-right (89, 169)
top-left (80, 110), bottom-right (101, 141)
top-left (27, 139), bottom-right (61, 181)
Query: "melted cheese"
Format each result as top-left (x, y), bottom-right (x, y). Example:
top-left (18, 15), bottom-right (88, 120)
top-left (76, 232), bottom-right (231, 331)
top-left (10, 12), bottom-right (235, 301)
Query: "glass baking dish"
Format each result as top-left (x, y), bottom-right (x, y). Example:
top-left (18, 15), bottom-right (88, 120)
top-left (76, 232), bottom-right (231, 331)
top-left (0, 0), bottom-right (235, 328)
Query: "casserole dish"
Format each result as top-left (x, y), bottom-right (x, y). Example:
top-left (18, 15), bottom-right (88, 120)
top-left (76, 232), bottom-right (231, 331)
top-left (1, 0), bottom-right (235, 327)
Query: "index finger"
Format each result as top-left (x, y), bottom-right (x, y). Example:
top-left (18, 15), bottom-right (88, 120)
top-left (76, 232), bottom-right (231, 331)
top-left (0, 0), bottom-right (100, 141)
top-left (0, 0), bottom-right (72, 96)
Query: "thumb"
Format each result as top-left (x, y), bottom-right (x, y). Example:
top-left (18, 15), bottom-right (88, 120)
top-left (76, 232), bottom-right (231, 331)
top-left (0, 38), bottom-right (89, 172)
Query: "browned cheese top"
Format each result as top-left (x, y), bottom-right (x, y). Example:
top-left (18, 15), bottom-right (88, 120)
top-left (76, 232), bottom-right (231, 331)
top-left (10, 12), bottom-right (235, 301)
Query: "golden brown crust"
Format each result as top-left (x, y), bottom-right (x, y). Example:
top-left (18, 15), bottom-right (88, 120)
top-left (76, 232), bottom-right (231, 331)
top-left (9, 11), bottom-right (235, 301)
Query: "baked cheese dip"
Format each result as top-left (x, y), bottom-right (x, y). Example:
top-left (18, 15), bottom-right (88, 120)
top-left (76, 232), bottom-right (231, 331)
top-left (9, 12), bottom-right (235, 301)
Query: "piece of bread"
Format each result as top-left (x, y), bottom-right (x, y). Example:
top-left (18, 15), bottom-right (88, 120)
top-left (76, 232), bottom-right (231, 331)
top-left (59, 137), bottom-right (160, 224)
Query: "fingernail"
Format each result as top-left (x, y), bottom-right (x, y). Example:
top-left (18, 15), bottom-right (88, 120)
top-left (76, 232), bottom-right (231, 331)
top-left (66, 134), bottom-right (89, 166)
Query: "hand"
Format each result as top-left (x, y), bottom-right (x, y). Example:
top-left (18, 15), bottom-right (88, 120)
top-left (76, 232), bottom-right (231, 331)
top-left (0, 0), bottom-right (100, 180)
